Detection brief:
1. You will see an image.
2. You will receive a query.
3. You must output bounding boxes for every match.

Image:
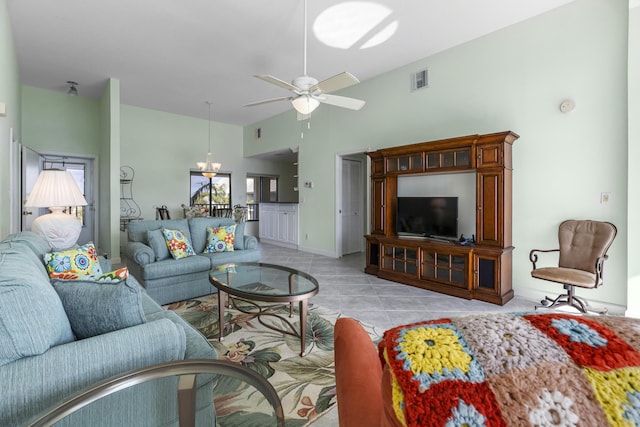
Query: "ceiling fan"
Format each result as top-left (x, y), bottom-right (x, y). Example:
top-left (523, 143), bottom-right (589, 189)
top-left (244, 0), bottom-right (366, 118)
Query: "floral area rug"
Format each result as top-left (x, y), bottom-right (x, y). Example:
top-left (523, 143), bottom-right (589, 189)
top-left (165, 293), bottom-right (380, 426)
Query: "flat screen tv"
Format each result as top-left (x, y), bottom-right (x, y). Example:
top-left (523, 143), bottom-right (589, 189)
top-left (396, 196), bottom-right (458, 239)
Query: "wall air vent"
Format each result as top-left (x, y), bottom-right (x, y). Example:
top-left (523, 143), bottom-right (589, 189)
top-left (410, 68), bottom-right (429, 92)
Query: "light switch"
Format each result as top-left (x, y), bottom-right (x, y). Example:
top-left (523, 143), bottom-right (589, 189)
top-left (600, 192), bottom-right (611, 204)
top-left (0, 102), bottom-right (6, 117)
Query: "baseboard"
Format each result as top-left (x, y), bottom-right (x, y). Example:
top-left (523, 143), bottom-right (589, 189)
top-left (516, 286), bottom-right (626, 316)
top-left (258, 238), bottom-right (298, 250)
top-left (295, 244), bottom-right (338, 258)
top-left (625, 310), bottom-right (640, 319)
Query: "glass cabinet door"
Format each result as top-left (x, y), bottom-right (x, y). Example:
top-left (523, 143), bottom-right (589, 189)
top-left (421, 249), bottom-right (468, 288)
top-left (381, 244), bottom-right (418, 276)
top-left (425, 147), bottom-right (472, 171)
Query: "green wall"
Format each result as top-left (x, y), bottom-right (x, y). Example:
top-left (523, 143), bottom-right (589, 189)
top-left (99, 79), bottom-right (121, 260)
top-left (244, 0), bottom-right (630, 308)
top-left (18, 86), bottom-right (296, 257)
top-left (628, 3), bottom-right (640, 316)
top-left (0, 0), bottom-right (20, 237)
top-left (119, 104), bottom-right (298, 236)
top-left (21, 86), bottom-right (101, 156)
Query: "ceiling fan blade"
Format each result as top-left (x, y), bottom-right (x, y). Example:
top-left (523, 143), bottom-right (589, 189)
top-left (310, 72), bottom-right (360, 94)
top-left (318, 94), bottom-right (366, 110)
top-left (254, 75), bottom-right (299, 92)
top-left (244, 96), bottom-right (292, 107)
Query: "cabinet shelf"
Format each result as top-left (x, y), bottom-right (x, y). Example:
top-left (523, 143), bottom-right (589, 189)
top-left (365, 131), bottom-right (519, 305)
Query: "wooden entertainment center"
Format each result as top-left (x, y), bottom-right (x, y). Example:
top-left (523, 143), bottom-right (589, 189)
top-left (364, 131), bottom-right (519, 305)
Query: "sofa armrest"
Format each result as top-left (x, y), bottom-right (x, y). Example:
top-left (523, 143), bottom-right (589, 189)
top-left (243, 235), bottom-right (258, 250)
top-left (125, 241), bottom-right (155, 265)
top-left (0, 318), bottom-right (186, 427)
top-left (335, 318), bottom-right (386, 427)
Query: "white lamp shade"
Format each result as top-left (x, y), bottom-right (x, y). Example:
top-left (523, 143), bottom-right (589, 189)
top-left (291, 95), bottom-right (320, 115)
top-left (25, 170), bottom-right (88, 208)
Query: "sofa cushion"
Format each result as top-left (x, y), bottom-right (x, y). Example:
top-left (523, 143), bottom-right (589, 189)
top-left (51, 277), bottom-right (146, 339)
top-left (140, 255), bottom-right (212, 281)
top-left (0, 251), bottom-right (75, 366)
top-left (204, 225), bottom-right (236, 253)
top-left (162, 228), bottom-right (196, 260)
top-left (200, 247), bottom-right (261, 267)
top-left (0, 240), bottom-right (50, 281)
top-left (188, 217), bottom-right (236, 253)
top-left (44, 242), bottom-right (103, 279)
top-left (147, 228), bottom-right (171, 261)
top-left (4, 231), bottom-right (52, 258)
top-left (127, 219), bottom-right (191, 244)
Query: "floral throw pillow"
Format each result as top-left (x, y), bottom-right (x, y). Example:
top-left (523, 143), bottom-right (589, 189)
top-left (95, 266), bottom-right (129, 283)
top-left (162, 228), bottom-right (195, 259)
top-left (44, 243), bottom-right (103, 279)
top-left (204, 225), bottom-right (236, 253)
top-left (50, 266), bottom-right (129, 283)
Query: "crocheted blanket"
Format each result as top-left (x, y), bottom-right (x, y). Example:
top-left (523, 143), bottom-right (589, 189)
top-left (380, 312), bottom-right (640, 426)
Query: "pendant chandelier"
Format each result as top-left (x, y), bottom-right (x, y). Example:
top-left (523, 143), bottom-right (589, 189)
top-left (196, 101), bottom-right (221, 178)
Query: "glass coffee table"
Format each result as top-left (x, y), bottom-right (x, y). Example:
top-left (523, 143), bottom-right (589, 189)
top-left (209, 262), bottom-right (319, 357)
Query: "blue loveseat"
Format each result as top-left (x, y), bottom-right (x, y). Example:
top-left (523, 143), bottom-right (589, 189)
top-left (0, 231), bottom-right (217, 426)
top-left (124, 217), bottom-right (260, 305)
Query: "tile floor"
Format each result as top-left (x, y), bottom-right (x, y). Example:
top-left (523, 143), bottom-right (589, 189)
top-left (258, 242), bottom-right (538, 427)
top-left (258, 242), bottom-right (538, 332)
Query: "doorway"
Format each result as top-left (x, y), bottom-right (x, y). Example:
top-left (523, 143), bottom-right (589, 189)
top-left (336, 153), bottom-right (368, 256)
top-left (21, 149), bottom-right (96, 246)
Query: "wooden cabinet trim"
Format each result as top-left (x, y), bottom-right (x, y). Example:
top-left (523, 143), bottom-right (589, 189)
top-left (365, 131), bottom-right (518, 305)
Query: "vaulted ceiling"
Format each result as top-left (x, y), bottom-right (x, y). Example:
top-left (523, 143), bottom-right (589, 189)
top-left (8, 0), bottom-right (577, 126)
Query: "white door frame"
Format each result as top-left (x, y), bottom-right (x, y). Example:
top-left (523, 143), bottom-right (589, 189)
top-left (9, 128), bottom-right (21, 234)
top-left (335, 148), bottom-right (371, 257)
top-left (23, 151), bottom-right (98, 247)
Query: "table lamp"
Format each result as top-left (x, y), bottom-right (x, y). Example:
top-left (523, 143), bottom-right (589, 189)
top-left (24, 169), bottom-right (88, 249)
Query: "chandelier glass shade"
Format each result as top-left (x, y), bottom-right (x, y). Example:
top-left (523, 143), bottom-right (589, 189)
top-left (197, 101), bottom-right (221, 178)
top-left (197, 153), bottom-right (222, 179)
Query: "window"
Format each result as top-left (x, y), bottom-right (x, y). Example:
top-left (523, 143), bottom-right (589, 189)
top-left (190, 172), bottom-right (231, 217)
top-left (246, 175), bottom-right (278, 221)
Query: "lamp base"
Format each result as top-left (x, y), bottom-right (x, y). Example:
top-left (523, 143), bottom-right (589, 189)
top-left (31, 211), bottom-right (82, 250)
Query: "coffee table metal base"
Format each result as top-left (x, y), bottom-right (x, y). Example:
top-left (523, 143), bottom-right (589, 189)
top-left (218, 290), bottom-right (309, 357)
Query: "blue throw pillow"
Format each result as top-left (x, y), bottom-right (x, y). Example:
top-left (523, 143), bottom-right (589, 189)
top-left (51, 277), bottom-right (146, 339)
top-left (0, 251), bottom-right (75, 366)
top-left (234, 222), bottom-right (246, 250)
top-left (147, 228), bottom-right (171, 261)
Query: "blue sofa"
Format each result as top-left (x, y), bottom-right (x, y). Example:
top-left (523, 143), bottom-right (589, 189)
top-left (124, 217), bottom-right (260, 305)
top-left (0, 231), bottom-right (217, 426)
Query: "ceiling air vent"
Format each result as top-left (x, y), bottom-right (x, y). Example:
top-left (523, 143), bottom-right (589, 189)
top-left (410, 68), bottom-right (428, 92)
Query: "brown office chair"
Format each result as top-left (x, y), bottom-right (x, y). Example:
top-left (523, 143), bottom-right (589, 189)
top-left (530, 219), bottom-right (617, 314)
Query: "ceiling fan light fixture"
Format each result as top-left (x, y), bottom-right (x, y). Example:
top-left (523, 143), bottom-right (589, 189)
top-left (291, 95), bottom-right (320, 115)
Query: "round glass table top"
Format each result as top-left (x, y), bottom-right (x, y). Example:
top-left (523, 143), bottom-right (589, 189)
top-left (209, 262), bottom-right (319, 301)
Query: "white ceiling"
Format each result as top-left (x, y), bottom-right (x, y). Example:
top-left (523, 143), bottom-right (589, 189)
top-left (7, 0), bottom-right (578, 126)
